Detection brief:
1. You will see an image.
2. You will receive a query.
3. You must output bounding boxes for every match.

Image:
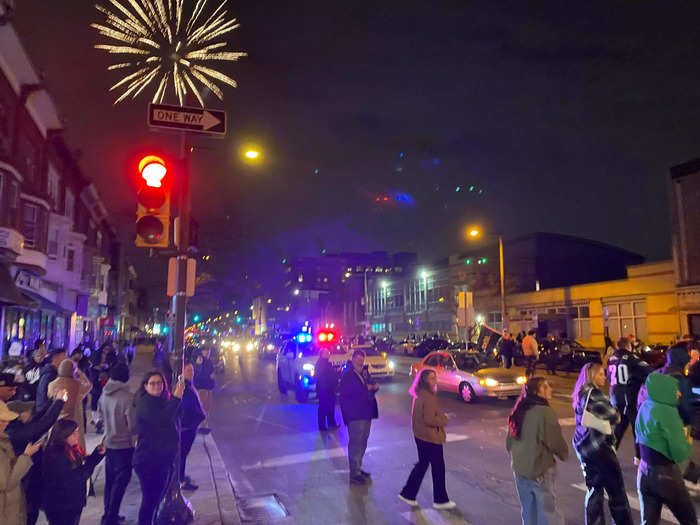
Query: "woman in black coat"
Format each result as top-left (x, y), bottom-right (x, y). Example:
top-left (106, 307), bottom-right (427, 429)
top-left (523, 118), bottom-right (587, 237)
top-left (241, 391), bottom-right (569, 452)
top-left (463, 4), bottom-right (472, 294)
top-left (132, 371), bottom-right (184, 525)
top-left (41, 418), bottom-right (105, 525)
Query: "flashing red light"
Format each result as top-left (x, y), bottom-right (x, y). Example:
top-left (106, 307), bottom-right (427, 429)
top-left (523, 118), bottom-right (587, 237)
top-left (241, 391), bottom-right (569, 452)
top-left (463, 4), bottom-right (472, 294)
top-left (318, 331), bottom-right (336, 343)
top-left (139, 155), bottom-right (167, 188)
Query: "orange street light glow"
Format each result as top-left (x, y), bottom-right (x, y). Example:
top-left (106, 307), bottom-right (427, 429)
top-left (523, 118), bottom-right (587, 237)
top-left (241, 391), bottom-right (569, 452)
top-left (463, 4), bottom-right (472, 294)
top-left (245, 150), bottom-right (259, 159)
top-left (468, 228), bottom-right (480, 237)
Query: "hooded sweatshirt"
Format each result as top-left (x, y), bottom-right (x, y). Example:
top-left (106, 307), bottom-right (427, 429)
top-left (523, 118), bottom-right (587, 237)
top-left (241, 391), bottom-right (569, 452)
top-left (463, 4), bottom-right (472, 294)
top-left (636, 346), bottom-right (692, 425)
top-left (98, 379), bottom-right (134, 449)
top-left (635, 373), bottom-right (691, 464)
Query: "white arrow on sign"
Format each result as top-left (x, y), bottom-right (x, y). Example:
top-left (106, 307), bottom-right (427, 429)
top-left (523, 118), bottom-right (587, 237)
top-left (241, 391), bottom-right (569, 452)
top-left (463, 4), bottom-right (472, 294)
top-left (201, 110), bottom-right (221, 130)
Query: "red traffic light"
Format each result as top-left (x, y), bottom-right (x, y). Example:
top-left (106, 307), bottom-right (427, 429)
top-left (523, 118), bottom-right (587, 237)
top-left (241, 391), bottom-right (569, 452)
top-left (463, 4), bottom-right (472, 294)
top-left (139, 155), bottom-right (167, 187)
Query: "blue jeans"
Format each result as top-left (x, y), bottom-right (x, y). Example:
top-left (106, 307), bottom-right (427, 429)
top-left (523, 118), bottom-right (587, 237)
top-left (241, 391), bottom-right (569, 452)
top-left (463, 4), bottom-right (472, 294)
top-left (347, 419), bottom-right (371, 476)
top-left (514, 468), bottom-right (564, 525)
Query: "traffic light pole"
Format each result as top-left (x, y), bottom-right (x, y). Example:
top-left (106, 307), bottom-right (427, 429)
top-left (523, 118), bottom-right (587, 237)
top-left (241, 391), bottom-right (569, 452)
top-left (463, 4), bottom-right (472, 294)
top-left (172, 130), bottom-right (191, 367)
top-left (157, 130), bottom-right (194, 525)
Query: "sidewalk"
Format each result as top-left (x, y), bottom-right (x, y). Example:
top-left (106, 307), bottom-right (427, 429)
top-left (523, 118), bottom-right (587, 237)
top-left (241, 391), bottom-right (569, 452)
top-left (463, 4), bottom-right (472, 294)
top-left (37, 351), bottom-right (241, 525)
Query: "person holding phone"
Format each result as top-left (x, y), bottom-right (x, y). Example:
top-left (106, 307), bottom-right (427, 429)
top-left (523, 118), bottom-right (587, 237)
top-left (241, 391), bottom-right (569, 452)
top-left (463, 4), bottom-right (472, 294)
top-left (132, 371), bottom-right (184, 525)
top-left (41, 418), bottom-right (106, 525)
top-left (0, 400), bottom-right (42, 525)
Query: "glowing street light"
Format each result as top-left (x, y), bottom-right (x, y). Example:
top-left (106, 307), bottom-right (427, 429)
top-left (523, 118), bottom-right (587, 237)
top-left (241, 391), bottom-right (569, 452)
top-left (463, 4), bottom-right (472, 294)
top-left (466, 225), bottom-right (507, 331)
top-left (244, 150), bottom-right (259, 159)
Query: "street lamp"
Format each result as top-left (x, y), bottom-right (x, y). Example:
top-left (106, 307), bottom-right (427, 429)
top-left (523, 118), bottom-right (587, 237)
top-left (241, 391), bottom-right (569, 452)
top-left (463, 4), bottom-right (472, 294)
top-left (466, 226), bottom-right (507, 332)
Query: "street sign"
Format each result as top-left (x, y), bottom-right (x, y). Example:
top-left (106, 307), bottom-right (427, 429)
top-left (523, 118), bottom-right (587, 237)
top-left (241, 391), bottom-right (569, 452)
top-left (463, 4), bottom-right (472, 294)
top-left (148, 103), bottom-right (226, 136)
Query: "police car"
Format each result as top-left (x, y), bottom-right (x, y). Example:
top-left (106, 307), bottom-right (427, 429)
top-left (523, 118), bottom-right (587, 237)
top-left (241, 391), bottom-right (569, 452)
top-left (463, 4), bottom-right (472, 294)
top-left (276, 328), bottom-right (348, 402)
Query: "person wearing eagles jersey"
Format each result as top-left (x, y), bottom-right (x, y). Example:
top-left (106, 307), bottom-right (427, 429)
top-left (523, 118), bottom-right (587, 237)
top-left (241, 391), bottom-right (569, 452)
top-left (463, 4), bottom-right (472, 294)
top-left (606, 337), bottom-right (651, 463)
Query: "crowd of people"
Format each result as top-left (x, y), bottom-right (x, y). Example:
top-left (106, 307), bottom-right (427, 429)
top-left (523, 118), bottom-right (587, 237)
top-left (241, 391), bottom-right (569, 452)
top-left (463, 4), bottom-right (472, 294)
top-left (321, 336), bottom-right (699, 524)
top-left (505, 336), bottom-right (700, 525)
top-left (0, 337), bottom-right (216, 525)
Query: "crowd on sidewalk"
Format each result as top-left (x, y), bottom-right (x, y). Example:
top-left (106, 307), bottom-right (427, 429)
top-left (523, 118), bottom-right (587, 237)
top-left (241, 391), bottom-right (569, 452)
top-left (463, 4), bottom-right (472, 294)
top-left (316, 335), bottom-right (700, 525)
top-left (0, 337), bottom-right (218, 525)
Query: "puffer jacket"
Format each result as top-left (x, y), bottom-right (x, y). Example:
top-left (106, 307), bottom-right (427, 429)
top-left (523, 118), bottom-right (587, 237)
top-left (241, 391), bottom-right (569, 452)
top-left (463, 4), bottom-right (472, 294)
top-left (411, 389), bottom-right (448, 444)
top-left (0, 434), bottom-right (32, 525)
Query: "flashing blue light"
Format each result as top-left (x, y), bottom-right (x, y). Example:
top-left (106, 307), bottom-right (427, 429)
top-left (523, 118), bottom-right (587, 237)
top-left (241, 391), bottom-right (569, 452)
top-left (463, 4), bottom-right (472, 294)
top-left (302, 376), bottom-right (310, 387)
top-left (314, 169), bottom-right (319, 175)
top-left (296, 333), bottom-right (312, 343)
top-left (455, 186), bottom-right (461, 192)
top-left (399, 152), bottom-right (404, 158)
top-left (469, 186), bottom-right (474, 191)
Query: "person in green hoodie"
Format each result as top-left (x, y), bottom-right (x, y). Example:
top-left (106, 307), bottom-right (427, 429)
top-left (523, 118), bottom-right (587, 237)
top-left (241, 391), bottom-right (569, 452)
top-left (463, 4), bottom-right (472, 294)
top-left (635, 373), bottom-right (696, 524)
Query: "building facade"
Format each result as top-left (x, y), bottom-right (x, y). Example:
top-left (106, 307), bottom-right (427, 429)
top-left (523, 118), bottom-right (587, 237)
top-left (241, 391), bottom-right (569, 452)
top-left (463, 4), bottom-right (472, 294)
top-left (0, 19), bottom-right (138, 357)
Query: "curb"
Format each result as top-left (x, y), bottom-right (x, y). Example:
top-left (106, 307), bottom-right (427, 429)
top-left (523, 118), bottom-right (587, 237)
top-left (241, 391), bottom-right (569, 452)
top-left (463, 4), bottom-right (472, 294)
top-left (202, 433), bottom-right (242, 525)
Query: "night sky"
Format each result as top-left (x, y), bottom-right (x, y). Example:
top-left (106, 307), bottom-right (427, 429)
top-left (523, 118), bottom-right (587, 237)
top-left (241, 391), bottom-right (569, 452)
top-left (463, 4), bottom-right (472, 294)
top-left (12, 1), bottom-right (700, 304)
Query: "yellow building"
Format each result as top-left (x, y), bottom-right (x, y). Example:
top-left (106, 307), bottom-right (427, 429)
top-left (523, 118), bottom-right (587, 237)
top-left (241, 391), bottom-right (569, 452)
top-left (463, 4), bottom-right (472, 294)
top-left (474, 260), bottom-right (684, 349)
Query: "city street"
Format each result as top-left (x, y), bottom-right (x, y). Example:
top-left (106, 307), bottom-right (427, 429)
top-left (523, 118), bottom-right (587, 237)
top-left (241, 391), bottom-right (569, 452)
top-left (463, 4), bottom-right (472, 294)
top-left (209, 352), bottom-right (700, 525)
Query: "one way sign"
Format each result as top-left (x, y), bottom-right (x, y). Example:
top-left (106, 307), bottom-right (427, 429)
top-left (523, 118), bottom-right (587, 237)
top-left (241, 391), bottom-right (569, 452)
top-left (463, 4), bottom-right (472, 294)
top-left (148, 103), bottom-right (226, 136)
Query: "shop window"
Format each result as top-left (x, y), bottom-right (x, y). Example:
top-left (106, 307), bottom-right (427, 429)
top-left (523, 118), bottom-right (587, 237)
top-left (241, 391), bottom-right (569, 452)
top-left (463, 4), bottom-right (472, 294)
top-left (48, 228), bottom-right (59, 259)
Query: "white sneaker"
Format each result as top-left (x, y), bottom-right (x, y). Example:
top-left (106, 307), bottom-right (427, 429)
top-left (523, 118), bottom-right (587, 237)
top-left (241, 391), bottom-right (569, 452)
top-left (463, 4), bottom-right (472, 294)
top-left (398, 494), bottom-right (418, 507)
top-left (433, 501), bottom-right (457, 510)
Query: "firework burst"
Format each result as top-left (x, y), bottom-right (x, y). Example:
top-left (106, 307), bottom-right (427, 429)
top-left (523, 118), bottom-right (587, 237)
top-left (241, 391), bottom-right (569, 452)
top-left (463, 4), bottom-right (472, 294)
top-left (92, 0), bottom-right (246, 106)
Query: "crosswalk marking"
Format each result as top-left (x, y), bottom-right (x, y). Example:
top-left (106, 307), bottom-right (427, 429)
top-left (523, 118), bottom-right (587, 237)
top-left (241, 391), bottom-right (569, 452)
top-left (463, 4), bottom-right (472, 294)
top-left (571, 483), bottom-right (681, 523)
top-left (445, 433), bottom-right (469, 442)
top-left (241, 446), bottom-right (380, 470)
top-left (401, 509), bottom-right (471, 524)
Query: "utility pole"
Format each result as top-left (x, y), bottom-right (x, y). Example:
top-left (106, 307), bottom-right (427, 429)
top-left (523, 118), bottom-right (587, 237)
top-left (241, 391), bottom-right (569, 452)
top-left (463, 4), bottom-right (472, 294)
top-left (157, 130), bottom-right (194, 525)
top-left (498, 235), bottom-right (507, 332)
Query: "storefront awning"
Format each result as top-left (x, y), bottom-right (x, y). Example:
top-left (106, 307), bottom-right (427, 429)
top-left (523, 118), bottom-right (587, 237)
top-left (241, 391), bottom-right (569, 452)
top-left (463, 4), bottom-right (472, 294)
top-left (20, 289), bottom-right (69, 315)
top-left (0, 264), bottom-right (35, 307)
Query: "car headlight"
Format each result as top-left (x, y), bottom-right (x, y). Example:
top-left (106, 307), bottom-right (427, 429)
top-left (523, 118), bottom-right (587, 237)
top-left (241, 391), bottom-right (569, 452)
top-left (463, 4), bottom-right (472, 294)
top-left (267, 344), bottom-right (275, 350)
top-left (233, 343), bottom-right (240, 352)
top-left (246, 342), bottom-right (254, 351)
top-left (479, 377), bottom-right (499, 387)
top-left (302, 363), bottom-right (314, 371)
top-left (516, 376), bottom-right (527, 385)
top-left (388, 360), bottom-right (395, 369)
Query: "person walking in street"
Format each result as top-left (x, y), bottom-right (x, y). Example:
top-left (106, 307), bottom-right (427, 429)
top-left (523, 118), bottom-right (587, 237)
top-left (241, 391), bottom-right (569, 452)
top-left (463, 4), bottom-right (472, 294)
top-left (522, 330), bottom-right (539, 377)
top-left (0, 400), bottom-right (42, 525)
top-left (506, 376), bottom-right (568, 525)
top-left (315, 347), bottom-right (338, 431)
top-left (132, 371), bottom-right (184, 525)
top-left (179, 362), bottom-right (205, 492)
top-left (497, 332), bottom-right (516, 369)
top-left (34, 349), bottom-right (66, 414)
top-left (572, 363), bottom-right (633, 525)
top-left (398, 369), bottom-right (456, 509)
top-left (41, 418), bottom-right (106, 525)
top-left (47, 359), bottom-right (92, 449)
top-left (339, 349), bottom-right (379, 485)
top-left (607, 337), bottom-right (651, 464)
top-left (194, 348), bottom-right (215, 434)
top-left (97, 363), bottom-right (134, 525)
top-left (636, 373), bottom-right (697, 524)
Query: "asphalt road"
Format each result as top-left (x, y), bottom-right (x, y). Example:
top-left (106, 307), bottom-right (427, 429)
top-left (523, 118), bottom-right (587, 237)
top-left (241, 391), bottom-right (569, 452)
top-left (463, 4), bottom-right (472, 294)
top-left (208, 351), bottom-right (700, 525)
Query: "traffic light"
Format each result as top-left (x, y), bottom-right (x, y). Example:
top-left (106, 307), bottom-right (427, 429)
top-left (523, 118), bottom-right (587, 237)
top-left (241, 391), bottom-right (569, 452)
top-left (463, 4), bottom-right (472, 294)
top-left (135, 155), bottom-right (170, 248)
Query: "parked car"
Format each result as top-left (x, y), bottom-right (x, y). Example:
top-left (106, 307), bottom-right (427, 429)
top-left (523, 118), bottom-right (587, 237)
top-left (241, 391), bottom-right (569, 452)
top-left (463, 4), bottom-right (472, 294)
top-left (373, 337), bottom-right (395, 354)
top-left (535, 338), bottom-right (601, 371)
top-left (410, 350), bottom-right (526, 403)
